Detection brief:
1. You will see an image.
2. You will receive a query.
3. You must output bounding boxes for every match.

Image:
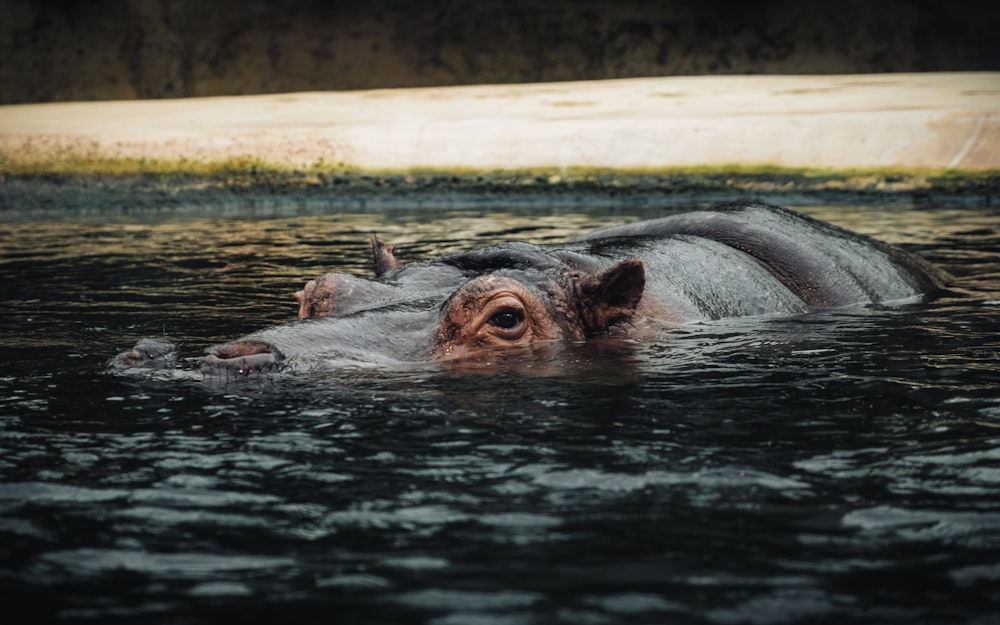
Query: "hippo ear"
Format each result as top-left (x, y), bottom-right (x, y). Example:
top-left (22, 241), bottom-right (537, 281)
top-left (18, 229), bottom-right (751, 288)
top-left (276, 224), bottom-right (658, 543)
top-left (576, 259), bottom-right (645, 333)
top-left (371, 235), bottom-right (402, 278)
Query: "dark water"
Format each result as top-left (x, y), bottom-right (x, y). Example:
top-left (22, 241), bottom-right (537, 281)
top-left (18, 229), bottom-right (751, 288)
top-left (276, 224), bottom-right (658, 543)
top-left (1, 200), bottom-right (999, 624)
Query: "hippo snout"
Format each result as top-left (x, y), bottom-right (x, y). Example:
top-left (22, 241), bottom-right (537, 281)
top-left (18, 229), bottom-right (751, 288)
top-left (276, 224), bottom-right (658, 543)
top-left (109, 337), bottom-right (179, 369)
top-left (201, 339), bottom-right (287, 377)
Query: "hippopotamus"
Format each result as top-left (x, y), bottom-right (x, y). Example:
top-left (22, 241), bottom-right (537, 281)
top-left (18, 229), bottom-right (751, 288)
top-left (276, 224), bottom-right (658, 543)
top-left (110, 202), bottom-right (948, 376)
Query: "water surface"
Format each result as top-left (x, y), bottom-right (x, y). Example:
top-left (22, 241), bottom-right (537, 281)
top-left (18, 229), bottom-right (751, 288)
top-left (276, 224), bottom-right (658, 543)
top-left (1, 201), bottom-right (998, 624)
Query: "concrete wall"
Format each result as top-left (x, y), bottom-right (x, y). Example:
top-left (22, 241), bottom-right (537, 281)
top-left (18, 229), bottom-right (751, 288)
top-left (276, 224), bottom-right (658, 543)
top-left (2, 0), bottom-right (998, 104)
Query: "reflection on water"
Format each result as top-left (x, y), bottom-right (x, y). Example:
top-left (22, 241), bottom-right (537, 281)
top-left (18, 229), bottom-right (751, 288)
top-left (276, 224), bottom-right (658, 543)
top-left (1, 201), bottom-right (999, 624)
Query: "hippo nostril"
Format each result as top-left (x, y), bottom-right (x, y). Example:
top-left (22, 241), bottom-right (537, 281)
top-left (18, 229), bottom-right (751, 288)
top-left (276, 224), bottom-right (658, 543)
top-left (108, 338), bottom-right (179, 369)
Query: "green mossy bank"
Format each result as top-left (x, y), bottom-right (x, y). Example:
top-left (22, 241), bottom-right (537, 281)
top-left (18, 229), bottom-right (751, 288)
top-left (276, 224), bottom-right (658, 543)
top-left (3, 159), bottom-right (997, 213)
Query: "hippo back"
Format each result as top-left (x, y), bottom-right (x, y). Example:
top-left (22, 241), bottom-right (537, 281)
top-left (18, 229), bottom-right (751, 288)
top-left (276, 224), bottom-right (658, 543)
top-left (572, 202), bottom-right (948, 308)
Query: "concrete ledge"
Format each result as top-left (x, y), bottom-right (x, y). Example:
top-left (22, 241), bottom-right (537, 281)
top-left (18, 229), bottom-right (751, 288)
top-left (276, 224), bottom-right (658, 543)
top-left (2, 73), bottom-right (998, 175)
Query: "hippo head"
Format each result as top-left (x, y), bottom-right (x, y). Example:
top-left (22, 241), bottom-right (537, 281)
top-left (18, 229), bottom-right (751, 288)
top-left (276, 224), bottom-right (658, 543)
top-left (203, 238), bottom-right (646, 373)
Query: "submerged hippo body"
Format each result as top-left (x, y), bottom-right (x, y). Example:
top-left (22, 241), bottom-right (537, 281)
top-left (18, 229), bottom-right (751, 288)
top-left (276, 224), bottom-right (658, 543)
top-left (111, 202), bottom-right (948, 375)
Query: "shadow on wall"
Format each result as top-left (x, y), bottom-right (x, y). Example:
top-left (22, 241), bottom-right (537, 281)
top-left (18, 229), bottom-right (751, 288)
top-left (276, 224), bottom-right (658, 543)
top-left (1, 0), bottom-right (998, 104)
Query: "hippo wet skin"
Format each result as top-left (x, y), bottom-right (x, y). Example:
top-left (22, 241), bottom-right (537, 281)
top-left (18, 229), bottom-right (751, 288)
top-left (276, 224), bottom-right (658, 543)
top-left (110, 202), bottom-right (948, 376)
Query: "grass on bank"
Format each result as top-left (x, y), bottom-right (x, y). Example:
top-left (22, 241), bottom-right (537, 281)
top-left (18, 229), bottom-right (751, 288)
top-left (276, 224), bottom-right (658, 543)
top-left (2, 155), bottom-right (998, 192)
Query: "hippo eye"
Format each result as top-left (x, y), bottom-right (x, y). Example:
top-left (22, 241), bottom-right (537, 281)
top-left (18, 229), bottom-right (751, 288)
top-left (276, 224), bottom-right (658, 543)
top-left (489, 310), bottom-right (523, 330)
top-left (472, 294), bottom-right (529, 342)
